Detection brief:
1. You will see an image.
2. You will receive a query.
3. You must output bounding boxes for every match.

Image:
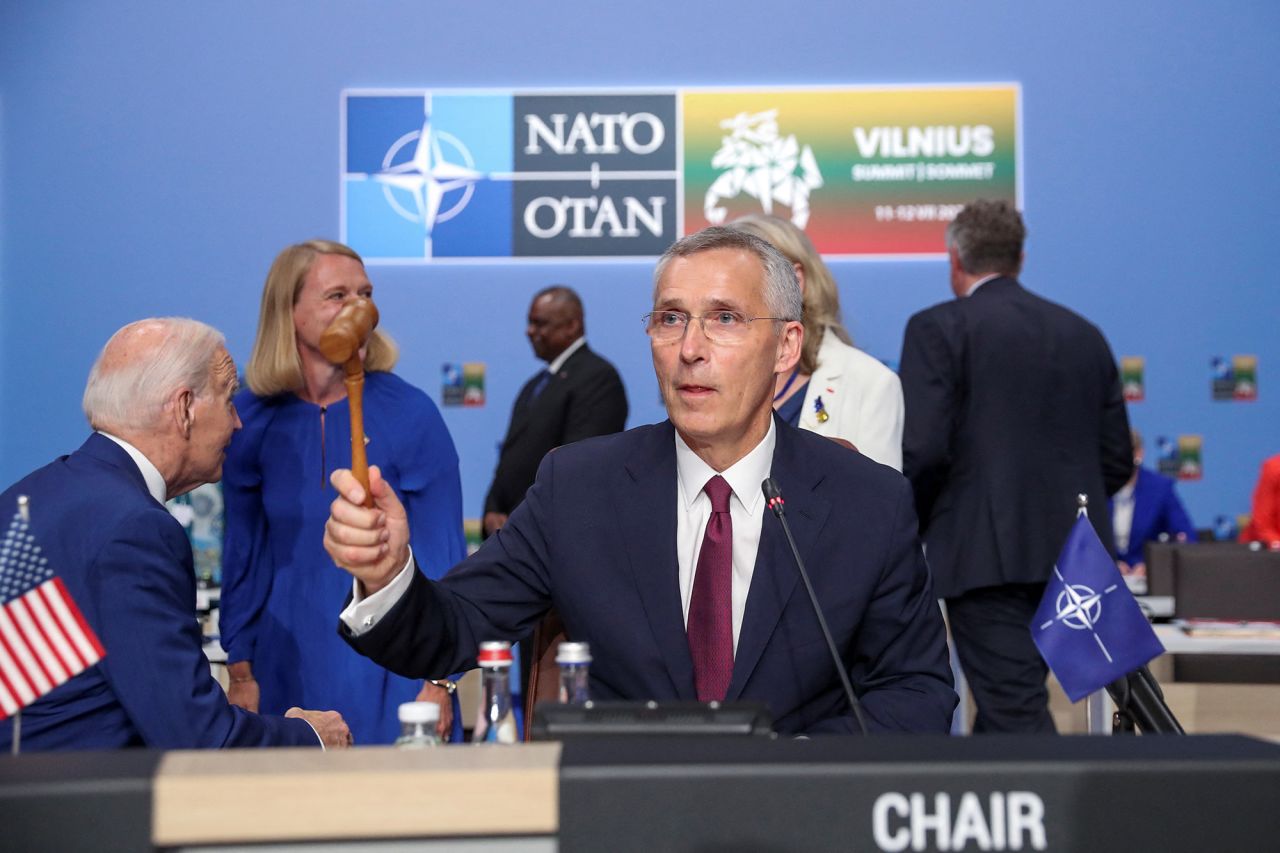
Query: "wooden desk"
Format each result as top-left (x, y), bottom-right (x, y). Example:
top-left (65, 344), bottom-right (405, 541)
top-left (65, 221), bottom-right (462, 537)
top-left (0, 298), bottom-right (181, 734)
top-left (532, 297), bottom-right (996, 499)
top-left (153, 743), bottom-right (560, 846)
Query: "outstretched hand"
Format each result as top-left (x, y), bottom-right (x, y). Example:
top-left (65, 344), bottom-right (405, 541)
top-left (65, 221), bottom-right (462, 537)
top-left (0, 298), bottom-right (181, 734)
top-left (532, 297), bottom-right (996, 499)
top-left (324, 465), bottom-right (410, 595)
top-left (286, 707), bottom-right (352, 748)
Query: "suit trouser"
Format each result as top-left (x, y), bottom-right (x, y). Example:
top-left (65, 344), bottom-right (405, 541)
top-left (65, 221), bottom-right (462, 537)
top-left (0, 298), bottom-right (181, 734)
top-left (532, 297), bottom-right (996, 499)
top-left (946, 582), bottom-right (1057, 734)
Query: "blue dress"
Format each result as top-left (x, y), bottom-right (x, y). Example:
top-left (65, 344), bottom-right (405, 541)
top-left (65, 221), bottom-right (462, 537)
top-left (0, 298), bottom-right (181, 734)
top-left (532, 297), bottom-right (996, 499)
top-left (220, 372), bottom-right (466, 744)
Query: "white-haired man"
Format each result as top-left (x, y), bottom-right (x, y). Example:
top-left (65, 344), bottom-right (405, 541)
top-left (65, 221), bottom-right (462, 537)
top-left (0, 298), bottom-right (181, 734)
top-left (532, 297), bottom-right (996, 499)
top-left (0, 318), bottom-right (350, 750)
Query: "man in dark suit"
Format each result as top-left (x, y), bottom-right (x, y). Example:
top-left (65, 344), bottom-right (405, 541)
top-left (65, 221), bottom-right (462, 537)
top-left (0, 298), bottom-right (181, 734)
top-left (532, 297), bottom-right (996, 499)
top-left (0, 318), bottom-right (350, 751)
top-left (899, 200), bottom-right (1132, 733)
top-left (325, 228), bottom-right (956, 735)
top-left (483, 286), bottom-right (628, 537)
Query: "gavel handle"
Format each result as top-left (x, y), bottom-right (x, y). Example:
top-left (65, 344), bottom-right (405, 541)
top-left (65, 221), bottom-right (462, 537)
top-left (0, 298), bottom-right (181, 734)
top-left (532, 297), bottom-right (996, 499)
top-left (343, 356), bottom-right (374, 508)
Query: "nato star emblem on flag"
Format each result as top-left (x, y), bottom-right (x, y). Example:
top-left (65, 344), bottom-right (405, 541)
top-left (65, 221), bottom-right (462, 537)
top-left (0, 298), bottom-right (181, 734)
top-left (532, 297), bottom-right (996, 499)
top-left (1032, 514), bottom-right (1165, 703)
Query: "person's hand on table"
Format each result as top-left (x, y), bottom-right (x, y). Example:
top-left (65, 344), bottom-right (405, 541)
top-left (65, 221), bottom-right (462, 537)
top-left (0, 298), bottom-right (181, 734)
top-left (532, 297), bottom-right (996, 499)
top-left (286, 707), bottom-right (352, 748)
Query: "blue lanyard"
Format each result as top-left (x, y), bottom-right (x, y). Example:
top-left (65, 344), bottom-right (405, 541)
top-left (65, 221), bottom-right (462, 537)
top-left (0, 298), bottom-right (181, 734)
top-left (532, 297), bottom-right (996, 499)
top-left (773, 369), bottom-right (800, 403)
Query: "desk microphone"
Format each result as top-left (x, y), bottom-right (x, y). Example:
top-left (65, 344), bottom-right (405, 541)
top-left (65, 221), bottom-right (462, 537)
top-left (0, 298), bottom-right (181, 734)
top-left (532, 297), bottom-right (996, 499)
top-left (762, 478), bottom-right (869, 736)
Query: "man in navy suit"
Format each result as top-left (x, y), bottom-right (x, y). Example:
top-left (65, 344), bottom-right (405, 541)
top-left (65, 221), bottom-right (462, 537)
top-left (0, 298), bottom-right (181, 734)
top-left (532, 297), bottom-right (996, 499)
top-left (0, 318), bottom-right (350, 750)
top-left (1110, 429), bottom-right (1196, 575)
top-left (325, 228), bottom-right (956, 735)
top-left (899, 200), bottom-right (1132, 733)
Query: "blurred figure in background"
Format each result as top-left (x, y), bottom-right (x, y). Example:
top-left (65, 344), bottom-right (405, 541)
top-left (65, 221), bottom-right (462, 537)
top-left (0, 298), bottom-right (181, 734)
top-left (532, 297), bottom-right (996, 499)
top-left (483, 285), bottom-right (628, 536)
top-left (1240, 453), bottom-right (1280, 545)
top-left (728, 214), bottom-right (903, 470)
top-left (220, 240), bottom-right (465, 744)
top-left (1109, 428), bottom-right (1196, 577)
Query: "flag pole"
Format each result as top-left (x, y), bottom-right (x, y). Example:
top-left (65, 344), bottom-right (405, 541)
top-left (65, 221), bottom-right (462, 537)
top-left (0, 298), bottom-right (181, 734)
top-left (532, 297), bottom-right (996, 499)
top-left (1075, 494), bottom-right (1116, 734)
top-left (1080, 492), bottom-right (1184, 734)
top-left (12, 495), bottom-right (28, 755)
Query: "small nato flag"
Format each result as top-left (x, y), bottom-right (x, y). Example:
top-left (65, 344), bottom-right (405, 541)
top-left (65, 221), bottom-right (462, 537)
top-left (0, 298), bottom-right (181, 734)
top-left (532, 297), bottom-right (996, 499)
top-left (1032, 515), bottom-right (1165, 702)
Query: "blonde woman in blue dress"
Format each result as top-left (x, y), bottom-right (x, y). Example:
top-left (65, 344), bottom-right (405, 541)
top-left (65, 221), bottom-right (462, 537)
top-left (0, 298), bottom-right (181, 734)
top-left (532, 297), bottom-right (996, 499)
top-left (221, 240), bottom-right (466, 744)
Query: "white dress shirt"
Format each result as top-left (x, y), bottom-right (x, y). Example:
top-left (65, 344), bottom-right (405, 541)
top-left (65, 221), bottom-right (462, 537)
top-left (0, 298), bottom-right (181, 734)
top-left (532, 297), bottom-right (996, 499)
top-left (674, 420), bottom-right (775, 654)
top-left (1112, 481), bottom-right (1136, 554)
top-left (342, 420), bottom-right (780, 653)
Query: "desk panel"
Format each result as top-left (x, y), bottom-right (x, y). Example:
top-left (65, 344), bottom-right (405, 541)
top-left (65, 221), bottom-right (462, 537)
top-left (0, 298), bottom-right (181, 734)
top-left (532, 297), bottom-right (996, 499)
top-left (2, 736), bottom-right (1278, 852)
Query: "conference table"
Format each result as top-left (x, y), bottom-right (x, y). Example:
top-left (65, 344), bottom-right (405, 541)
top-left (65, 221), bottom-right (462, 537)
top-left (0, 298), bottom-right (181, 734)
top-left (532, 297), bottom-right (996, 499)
top-left (3, 734), bottom-right (1278, 851)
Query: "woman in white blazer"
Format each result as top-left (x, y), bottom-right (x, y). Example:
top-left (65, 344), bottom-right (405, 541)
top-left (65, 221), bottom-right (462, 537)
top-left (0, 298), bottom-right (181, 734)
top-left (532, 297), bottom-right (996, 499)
top-left (730, 215), bottom-right (904, 471)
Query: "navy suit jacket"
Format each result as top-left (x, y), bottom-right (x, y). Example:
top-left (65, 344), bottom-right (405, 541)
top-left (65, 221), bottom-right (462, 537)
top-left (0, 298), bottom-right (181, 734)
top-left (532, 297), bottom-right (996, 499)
top-left (900, 277), bottom-right (1133, 598)
top-left (0, 434), bottom-right (317, 750)
top-left (1109, 467), bottom-right (1197, 566)
top-left (346, 418), bottom-right (957, 735)
top-left (484, 344), bottom-right (628, 516)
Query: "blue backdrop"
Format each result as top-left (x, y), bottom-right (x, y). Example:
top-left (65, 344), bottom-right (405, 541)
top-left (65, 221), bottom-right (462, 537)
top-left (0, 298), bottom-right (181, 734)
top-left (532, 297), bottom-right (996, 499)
top-left (2, 1), bottom-right (1276, 531)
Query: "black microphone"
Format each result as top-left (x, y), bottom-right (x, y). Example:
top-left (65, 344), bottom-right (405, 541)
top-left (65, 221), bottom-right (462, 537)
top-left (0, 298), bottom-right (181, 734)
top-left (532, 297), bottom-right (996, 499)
top-left (762, 478), bottom-right (869, 735)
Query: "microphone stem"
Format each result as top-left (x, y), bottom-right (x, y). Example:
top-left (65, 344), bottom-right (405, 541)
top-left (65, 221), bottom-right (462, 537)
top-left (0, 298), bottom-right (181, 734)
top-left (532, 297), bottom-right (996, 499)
top-left (775, 511), bottom-right (869, 735)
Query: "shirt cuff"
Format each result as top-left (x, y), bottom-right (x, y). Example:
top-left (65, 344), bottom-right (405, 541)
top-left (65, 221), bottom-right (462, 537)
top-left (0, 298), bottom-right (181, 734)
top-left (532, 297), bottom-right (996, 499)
top-left (339, 546), bottom-right (416, 636)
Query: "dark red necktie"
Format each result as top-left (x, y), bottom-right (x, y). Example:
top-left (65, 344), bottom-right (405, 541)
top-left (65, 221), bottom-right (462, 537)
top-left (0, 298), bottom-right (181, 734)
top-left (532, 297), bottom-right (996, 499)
top-left (688, 474), bottom-right (734, 702)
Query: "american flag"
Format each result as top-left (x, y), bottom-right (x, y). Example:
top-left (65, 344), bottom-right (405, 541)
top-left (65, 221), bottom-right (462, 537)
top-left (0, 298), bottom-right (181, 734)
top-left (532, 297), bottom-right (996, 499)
top-left (0, 507), bottom-right (105, 719)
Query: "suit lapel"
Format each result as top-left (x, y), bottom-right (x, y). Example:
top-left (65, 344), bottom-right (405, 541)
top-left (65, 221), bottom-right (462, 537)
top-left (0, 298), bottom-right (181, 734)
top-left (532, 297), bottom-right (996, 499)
top-left (616, 422), bottom-right (696, 699)
top-left (726, 420), bottom-right (830, 700)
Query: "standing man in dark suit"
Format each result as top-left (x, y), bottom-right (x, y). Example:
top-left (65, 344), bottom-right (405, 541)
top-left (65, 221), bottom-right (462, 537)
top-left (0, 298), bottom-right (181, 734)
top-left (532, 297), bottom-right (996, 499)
top-left (0, 318), bottom-right (350, 751)
top-left (483, 286), bottom-right (628, 537)
top-left (324, 228), bottom-right (956, 735)
top-left (899, 200), bottom-right (1132, 733)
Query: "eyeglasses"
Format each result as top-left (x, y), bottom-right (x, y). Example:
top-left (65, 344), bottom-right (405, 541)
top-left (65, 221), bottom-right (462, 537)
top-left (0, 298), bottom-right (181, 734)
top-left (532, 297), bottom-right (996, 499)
top-left (642, 310), bottom-right (788, 344)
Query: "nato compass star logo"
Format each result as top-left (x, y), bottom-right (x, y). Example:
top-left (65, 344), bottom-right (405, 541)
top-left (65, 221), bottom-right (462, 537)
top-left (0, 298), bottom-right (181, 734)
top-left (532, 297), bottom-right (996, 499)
top-left (373, 117), bottom-right (484, 242)
top-left (1039, 569), bottom-right (1122, 663)
top-left (343, 92), bottom-right (514, 260)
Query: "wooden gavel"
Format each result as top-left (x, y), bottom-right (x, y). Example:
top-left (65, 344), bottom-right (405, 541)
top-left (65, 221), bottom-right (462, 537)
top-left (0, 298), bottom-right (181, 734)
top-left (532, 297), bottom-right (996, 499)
top-left (318, 297), bottom-right (380, 508)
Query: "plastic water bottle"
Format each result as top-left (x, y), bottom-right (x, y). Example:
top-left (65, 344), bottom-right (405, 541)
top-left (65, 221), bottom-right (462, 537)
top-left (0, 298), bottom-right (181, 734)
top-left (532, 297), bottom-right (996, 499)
top-left (474, 641), bottom-right (519, 744)
top-left (395, 701), bottom-right (440, 748)
top-left (556, 641), bottom-right (592, 704)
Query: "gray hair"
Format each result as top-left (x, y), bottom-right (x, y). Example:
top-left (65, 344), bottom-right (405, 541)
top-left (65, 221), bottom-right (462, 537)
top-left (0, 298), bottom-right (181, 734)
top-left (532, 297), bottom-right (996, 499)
top-left (83, 317), bottom-right (226, 432)
top-left (944, 199), bottom-right (1026, 276)
top-left (653, 226), bottom-right (802, 322)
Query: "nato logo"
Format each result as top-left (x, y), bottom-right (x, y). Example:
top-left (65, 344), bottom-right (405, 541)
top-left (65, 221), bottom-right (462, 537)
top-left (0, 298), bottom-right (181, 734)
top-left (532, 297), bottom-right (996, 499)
top-left (344, 93), bottom-right (513, 260)
top-left (343, 90), bottom-right (678, 261)
top-left (1032, 515), bottom-right (1164, 702)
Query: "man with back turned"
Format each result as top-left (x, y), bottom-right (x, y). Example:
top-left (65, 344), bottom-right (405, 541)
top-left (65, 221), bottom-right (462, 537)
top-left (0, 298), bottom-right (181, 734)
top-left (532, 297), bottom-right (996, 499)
top-left (899, 200), bottom-right (1132, 733)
